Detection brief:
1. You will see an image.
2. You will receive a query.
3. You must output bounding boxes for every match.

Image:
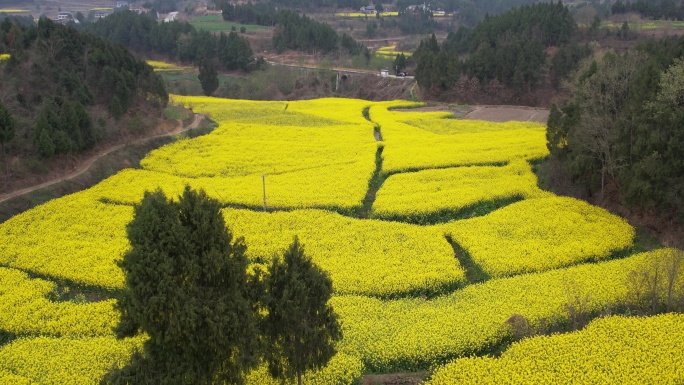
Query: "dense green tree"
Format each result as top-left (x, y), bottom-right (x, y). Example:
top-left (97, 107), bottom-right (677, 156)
top-left (0, 18), bottom-right (168, 161)
top-left (549, 35), bottom-right (684, 218)
top-left (87, 11), bottom-right (256, 72)
top-left (415, 2), bottom-right (576, 94)
top-left (626, 58), bottom-right (684, 213)
top-left (340, 33), bottom-right (364, 56)
top-left (395, 8), bottom-right (436, 34)
top-left (0, 101), bottom-right (15, 175)
top-left (612, 0), bottom-right (684, 20)
top-left (394, 53), bottom-right (408, 74)
top-left (198, 60), bottom-right (219, 96)
top-left (272, 11), bottom-right (339, 55)
top-left (550, 43), bottom-right (593, 87)
top-left (103, 186), bottom-right (260, 385)
top-left (36, 129), bottom-right (56, 158)
top-left (365, 21), bottom-right (377, 38)
top-left (263, 236), bottom-right (342, 385)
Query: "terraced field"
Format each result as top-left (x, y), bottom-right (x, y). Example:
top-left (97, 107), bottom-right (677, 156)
top-left (0, 96), bottom-right (681, 384)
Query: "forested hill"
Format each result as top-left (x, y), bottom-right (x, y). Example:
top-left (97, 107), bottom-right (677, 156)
top-left (86, 11), bottom-right (258, 72)
top-left (0, 17), bottom-right (167, 164)
top-left (547, 35), bottom-right (684, 222)
top-left (401, 0), bottom-right (557, 25)
top-left (413, 2), bottom-right (581, 100)
top-left (218, 3), bottom-right (368, 57)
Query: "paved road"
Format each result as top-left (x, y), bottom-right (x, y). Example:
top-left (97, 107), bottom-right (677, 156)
top-left (265, 60), bottom-right (415, 80)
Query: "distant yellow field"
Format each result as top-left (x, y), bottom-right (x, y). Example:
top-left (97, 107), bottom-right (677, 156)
top-left (336, 11), bottom-right (399, 17)
top-left (0, 9), bottom-right (30, 13)
top-left (0, 54), bottom-right (9, 62)
top-left (145, 60), bottom-right (192, 72)
top-left (376, 45), bottom-right (412, 57)
top-left (89, 7), bottom-right (113, 11)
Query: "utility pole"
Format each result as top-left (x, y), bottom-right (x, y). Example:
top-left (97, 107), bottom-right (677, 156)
top-left (262, 174), bottom-right (267, 211)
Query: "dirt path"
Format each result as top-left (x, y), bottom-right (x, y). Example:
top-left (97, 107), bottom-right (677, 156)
top-left (0, 114), bottom-right (205, 204)
top-left (361, 371), bottom-right (429, 385)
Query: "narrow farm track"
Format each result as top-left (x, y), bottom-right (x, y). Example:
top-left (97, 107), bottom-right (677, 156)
top-left (0, 114), bottom-right (205, 205)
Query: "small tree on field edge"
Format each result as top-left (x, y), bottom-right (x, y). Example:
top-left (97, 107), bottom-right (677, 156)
top-left (264, 236), bottom-right (342, 385)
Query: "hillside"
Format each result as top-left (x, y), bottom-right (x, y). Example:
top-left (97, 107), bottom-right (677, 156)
top-left (0, 17), bottom-right (168, 194)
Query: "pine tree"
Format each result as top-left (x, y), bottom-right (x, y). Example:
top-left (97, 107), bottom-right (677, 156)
top-left (36, 129), bottom-right (56, 158)
top-left (264, 236), bottom-right (342, 385)
top-left (0, 101), bottom-right (15, 176)
top-left (198, 60), bottom-right (219, 96)
top-left (103, 186), bottom-right (260, 385)
top-left (394, 53), bottom-right (407, 74)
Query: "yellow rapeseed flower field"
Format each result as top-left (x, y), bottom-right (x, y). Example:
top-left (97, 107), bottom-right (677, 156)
top-left (0, 193), bottom-right (132, 289)
top-left (0, 268), bottom-right (118, 337)
top-left (376, 45), bottom-right (412, 57)
top-left (222, 208), bottom-right (466, 297)
top-left (0, 336), bottom-right (144, 384)
top-left (145, 60), bottom-right (192, 72)
top-left (333, 249), bottom-right (683, 372)
top-left (89, 164), bottom-right (373, 210)
top-left (0, 336), bottom-right (363, 385)
top-left (246, 353), bottom-right (364, 385)
top-left (401, 113), bottom-right (545, 134)
top-left (335, 12), bottom-right (399, 17)
top-left (426, 313), bottom-right (684, 384)
top-left (141, 96), bottom-right (378, 211)
top-left (0, 96), bottom-right (679, 383)
top-left (442, 196), bottom-right (635, 277)
top-left (373, 159), bottom-right (550, 222)
top-left (370, 105), bottom-right (549, 172)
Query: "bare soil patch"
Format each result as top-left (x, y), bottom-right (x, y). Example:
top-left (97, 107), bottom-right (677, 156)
top-left (395, 104), bottom-right (549, 123)
top-left (464, 105), bottom-right (549, 123)
top-left (362, 371), bottom-right (429, 385)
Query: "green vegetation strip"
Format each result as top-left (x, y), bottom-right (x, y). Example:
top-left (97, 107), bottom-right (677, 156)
top-left (189, 15), bottom-right (268, 32)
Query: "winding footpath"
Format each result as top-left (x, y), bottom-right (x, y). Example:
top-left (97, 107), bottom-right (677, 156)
top-left (0, 114), bottom-right (205, 204)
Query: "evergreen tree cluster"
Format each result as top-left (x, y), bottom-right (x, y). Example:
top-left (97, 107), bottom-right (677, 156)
top-left (87, 10), bottom-right (257, 72)
top-left (105, 187), bottom-right (341, 385)
top-left (412, 2), bottom-right (578, 94)
top-left (390, 9), bottom-right (439, 35)
top-left (548, 35), bottom-right (684, 219)
top-left (612, 0), bottom-right (684, 21)
top-left (219, 3), bottom-right (367, 56)
top-left (145, 0), bottom-right (178, 14)
top-left (0, 17), bottom-right (167, 161)
top-left (220, 2), bottom-right (279, 26)
top-left (396, 0), bottom-right (553, 25)
top-left (272, 10), bottom-right (339, 54)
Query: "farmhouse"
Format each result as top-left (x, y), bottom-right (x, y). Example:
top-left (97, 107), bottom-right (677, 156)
top-left (163, 11), bottom-right (179, 22)
top-left (359, 5), bottom-right (377, 14)
top-left (56, 12), bottom-right (73, 22)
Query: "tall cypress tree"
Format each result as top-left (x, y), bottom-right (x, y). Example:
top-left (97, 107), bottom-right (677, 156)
top-left (264, 236), bottom-right (342, 385)
top-left (0, 101), bottom-right (15, 176)
top-left (198, 60), bottom-right (219, 96)
top-left (104, 186), bottom-right (259, 385)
